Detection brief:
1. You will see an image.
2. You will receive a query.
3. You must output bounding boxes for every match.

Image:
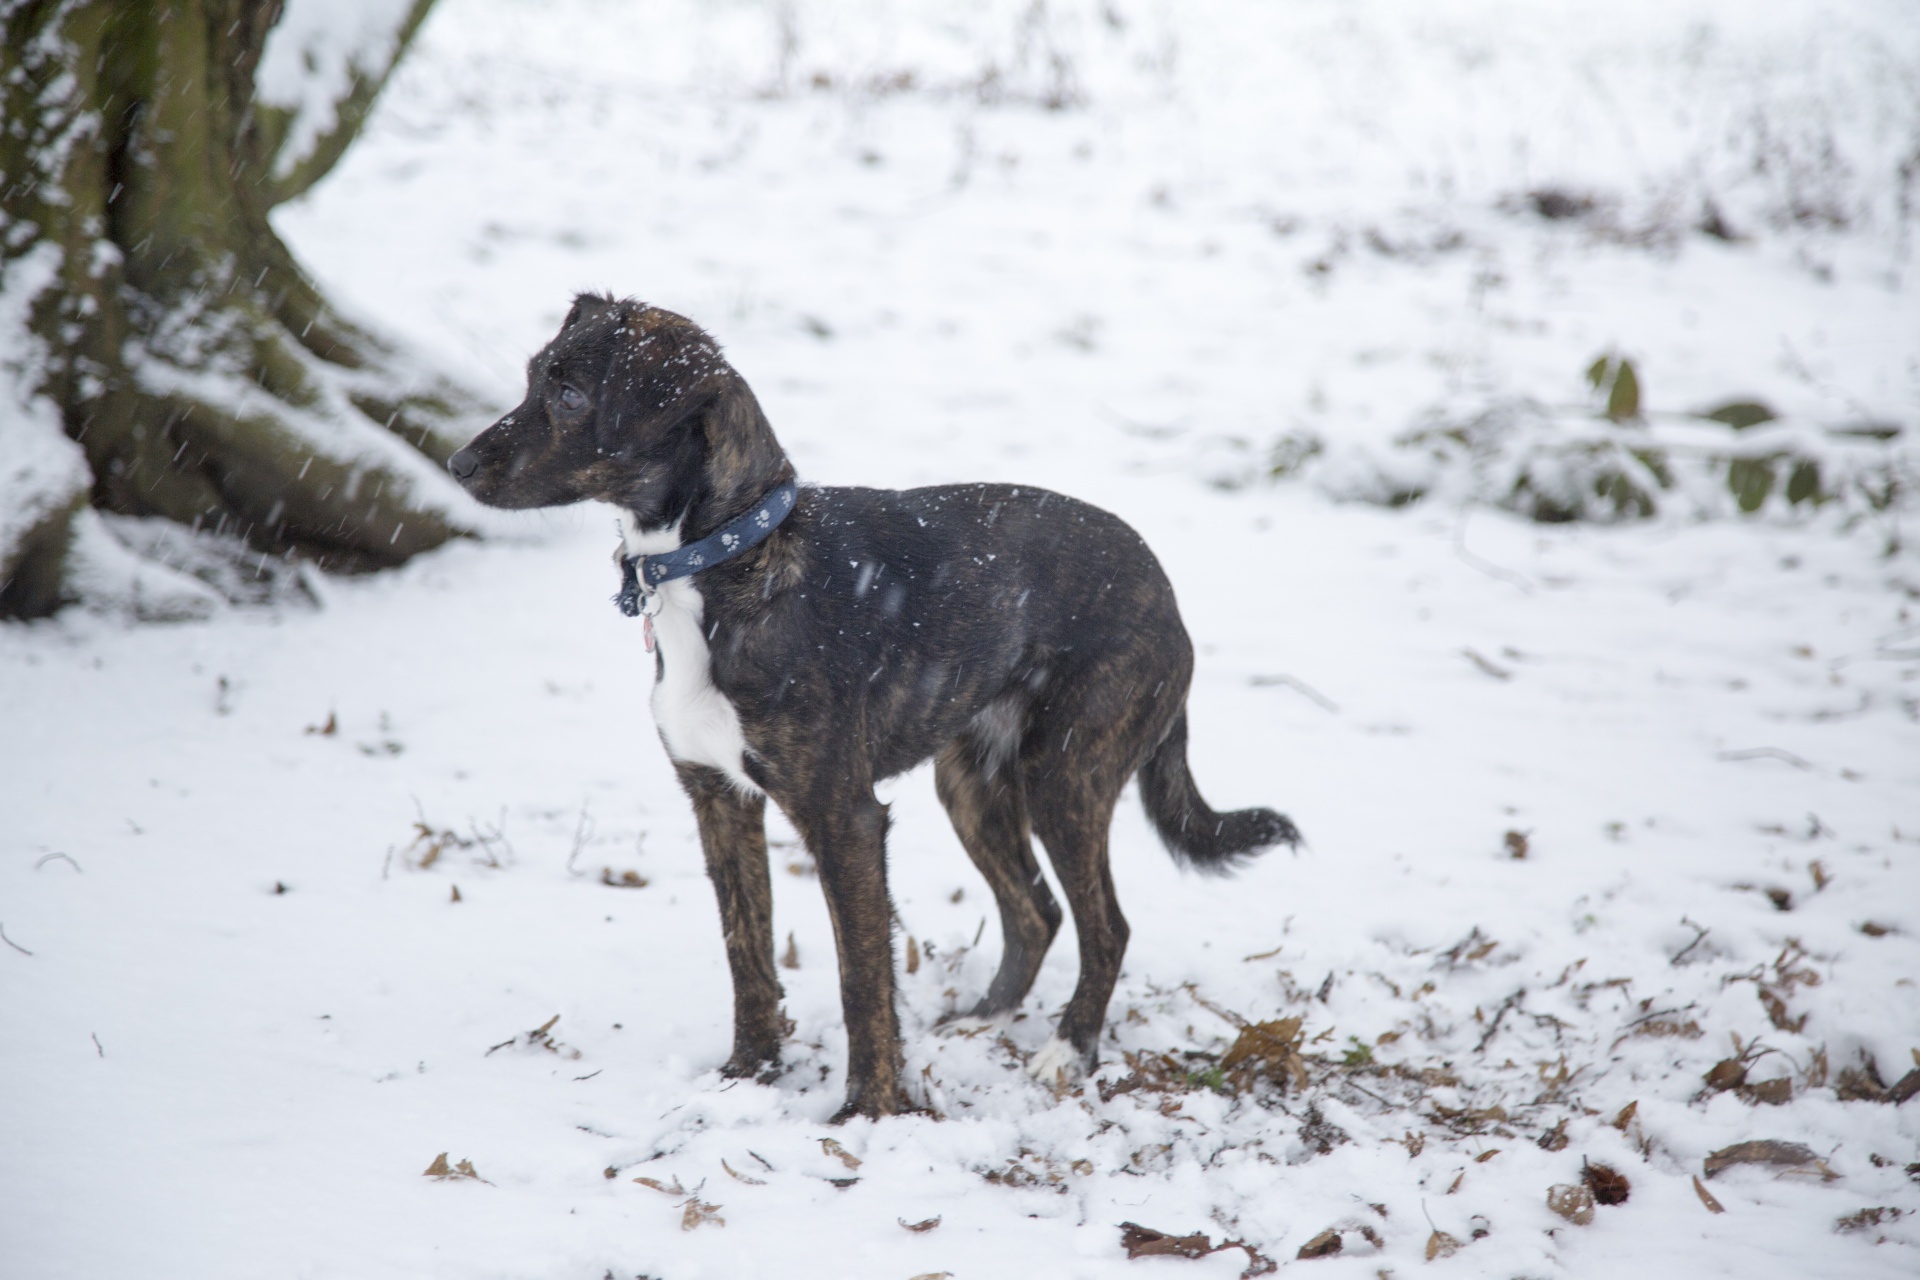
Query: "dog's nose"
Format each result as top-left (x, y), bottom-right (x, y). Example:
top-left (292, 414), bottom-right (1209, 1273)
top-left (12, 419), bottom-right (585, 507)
top-left (447, 447), bottom-right (480, 480)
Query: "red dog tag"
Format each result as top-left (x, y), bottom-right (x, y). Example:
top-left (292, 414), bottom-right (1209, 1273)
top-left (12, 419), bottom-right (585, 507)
top-left (643, 614), bottom-right (656, 653)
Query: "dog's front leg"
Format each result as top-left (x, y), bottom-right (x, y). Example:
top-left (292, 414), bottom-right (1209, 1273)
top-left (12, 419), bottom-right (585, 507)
top-left (791, 790), bottom-right (906, 1121)
top-left (677, 763), bottom-right (786, 1079)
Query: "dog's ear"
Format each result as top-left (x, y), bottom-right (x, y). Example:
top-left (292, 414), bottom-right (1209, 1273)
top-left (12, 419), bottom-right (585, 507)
top-left (595, 307), bottom-right (727, 452)
top-left (563, 291), bottom-right (614, 332)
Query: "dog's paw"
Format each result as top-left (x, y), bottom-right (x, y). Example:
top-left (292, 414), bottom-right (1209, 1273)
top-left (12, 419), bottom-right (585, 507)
top-left (1026, 1035), bottom-right (1085, 1086)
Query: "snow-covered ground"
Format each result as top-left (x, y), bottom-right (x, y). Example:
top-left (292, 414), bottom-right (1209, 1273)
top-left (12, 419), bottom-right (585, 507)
top-left (5, 1), bottom-right (1919, 1276)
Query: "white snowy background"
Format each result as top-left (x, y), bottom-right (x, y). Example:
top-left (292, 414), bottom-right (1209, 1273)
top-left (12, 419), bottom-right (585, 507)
top-left (4, 1), bottom-right (1919, 1276)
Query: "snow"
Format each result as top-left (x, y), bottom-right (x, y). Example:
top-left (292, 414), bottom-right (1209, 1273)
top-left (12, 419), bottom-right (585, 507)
top-left (256, 0), bottom-right (422, 180)
top-left (0, 240), bottom-right (89, 564)
top-left (5, 1), bottom-right (1919, 1276)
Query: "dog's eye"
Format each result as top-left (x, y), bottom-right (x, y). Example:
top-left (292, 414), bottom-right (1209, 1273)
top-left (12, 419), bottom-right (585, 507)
top-left (556, 384), bottom-right (587, 412)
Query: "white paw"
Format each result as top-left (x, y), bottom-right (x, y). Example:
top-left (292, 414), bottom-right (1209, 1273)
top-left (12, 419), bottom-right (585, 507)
top-left (1026, 1035), bottom-right (1083, 1085)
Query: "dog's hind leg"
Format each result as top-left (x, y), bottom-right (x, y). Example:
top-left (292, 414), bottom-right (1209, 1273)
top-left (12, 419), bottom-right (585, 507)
top-left (934, 740), bottom-right (1061, 1023)
top-left (678, 763), bottom-right (786, 1080)
top-left (1021, 767), bottom-right (1128, 1083)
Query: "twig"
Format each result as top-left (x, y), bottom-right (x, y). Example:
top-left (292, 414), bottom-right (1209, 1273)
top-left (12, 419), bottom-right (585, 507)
top-left (1670, 917), bottom-right (1711, 967)
top-left (0, 923), bottom-right (32, 956)
top-left (1248, 674), bottom-right (1339, 712)
top-left (1475, 989), bottom-right (1526, 1052)
top-left (1461, 648), bottom-right (1512, 681)
top-left (565, 800), bottom-right (595, 875)
top-left (91, 1033), bottom-right (104, 1058)
top-left (1453, 508), bottom-right (1535, 594)
top-left (33, 852), bottom-right (82, 873)
top-left (1717, 747), bottom-right (1813, 770)
top-left (1180, 982), bottom-right (1249, 1030)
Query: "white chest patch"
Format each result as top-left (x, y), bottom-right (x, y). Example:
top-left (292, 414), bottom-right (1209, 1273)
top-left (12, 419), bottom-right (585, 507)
top-left (619, 513), bottom-right (759, 795)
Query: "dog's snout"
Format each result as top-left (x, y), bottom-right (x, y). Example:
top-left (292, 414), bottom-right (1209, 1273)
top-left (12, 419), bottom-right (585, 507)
top-left (447, 447), bottom-right (480, 481)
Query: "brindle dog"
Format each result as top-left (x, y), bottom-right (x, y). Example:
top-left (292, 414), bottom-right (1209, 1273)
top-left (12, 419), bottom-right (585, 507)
top-left (449, 294), bottom-right (1298, 1120)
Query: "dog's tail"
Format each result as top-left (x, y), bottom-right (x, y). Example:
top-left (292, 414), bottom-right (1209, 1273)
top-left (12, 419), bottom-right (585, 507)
top-left (1137, 711), bottom-right (1300, 874)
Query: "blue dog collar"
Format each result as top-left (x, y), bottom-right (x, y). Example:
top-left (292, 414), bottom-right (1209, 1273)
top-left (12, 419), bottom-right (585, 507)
top-left (615, 479), bottom-right (798, 617)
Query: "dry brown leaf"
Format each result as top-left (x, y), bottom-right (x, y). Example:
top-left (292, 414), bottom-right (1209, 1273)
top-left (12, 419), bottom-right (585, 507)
top-left (1425, 1229), bottom-right (1460, 1260)
top-left (1741, 1077), bottom-right (1793, 1106)
top-left (780, 931), bottom-right (799, 969)
top-left (599, 867), bottom-right (647, 889)
top-left (1610, 1101), bottom-right (1638, 1131)
top-left (907, 1273), bottom-right (954, 1280)
top-left (1297, 1228), bottom-right (1343, 1259)
top-left (1474, 1149), bottom-right (1500, 1163)
top-left (1704, 1059), bottom-right (1747, 1092)
top-left (633, 1175), bottom-right (686, 1196)
top-left (821, 1137), bottom-right (863, 1170)
top-left (1703, 1140), bottom-right (1833, 1180)
top-left (423, 1152), bottom-right (451, 1178)
top-left (1220, 1017), bottom-right (1310, 1089)
top-left (721, 1159), bottom-right (765, 1186)
top-left (1504, 830), bottom-right (1529, 859)
top-left (1692, 1175), bottom-right (1726, 1214)
top-left (1536, 1119), bottom-right (1569, 1152)
top-left (1836, 1207), bottom-right (1905, 1234)
top-left (1582, 1160), bottom-right (1630, 1205)
top-left (899, 1216), bottom-right (942, 1233)
top-left (906, 936), bottom-right (921, 974)
top-left (679, 1198), bottom-right (724, 1230)
top-left (1887, 1067), bottom-right (1920, 1105)
top-left (1547, 1183), bottom-right (1595, 1225)
top-left (1405, 1130), bottom-right (1426, 1158)
top-left (1119, 1222), bottom-right (1214, 1260)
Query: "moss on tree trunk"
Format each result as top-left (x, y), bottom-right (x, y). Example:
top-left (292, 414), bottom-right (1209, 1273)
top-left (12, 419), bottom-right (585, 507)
top-left (2, 0), bottom-right (478, 617)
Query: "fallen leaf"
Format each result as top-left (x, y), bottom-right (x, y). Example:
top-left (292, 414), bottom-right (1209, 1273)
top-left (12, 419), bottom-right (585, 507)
top-left (899, 1216), bottom-right (942, 1233)
top-left (1887, 1067), bottom-right (1920, 1105)
top-left (423, 1152), bottom-right (488, 1183)
top-left (1474, 1149), bottom-right (1500, 1163)
top-left (1536, 1119), bottom-right (1569, 1152)
top-left (599, 867), bottom-right (647, 888)
top-left (1836, 1207), bottom-right (1904, 1234)
top-left (1704, 1059), bottom-right (1747, 1092)
top-left (781, 931), bottom-right (799, 969)
top-left (679, 1198), bottom-right (723, 1230)
top-left (1740, 1077), bottom-right (1793, 1106)
top-left (1297, 1228), bottom-right (1342, 1259)
top-left (449, 884), bottom-right (462, 903)
top-left (1704, 1140), bottom-right (1834, 1180)
top-left (633, 1175), bottom-right (686, 1196)
top-left (722, 1159), bottom-right (765, 1185)
top-left (1425, 1229), bottom-right (1460, 1260)
top-left (1610, 1101), bottom-right (1638, 1131)
top-left (1119, 1222), bottom-right (1214, 1260)
top-left (821, 1137), bottom-right (862, 1170)
top-left (1504, 830), bottom-right (1529, 859)
top-left (1582, 1160), bottom-right (1630, 1205)
top-left (907, 1273), bottom-right (954, 1280)
top-left (1220, 1017), bottom-right (1309, 1089)
top-left (906, 935), bottom-right (921, 974)
top-left (1692, 1175), bottom-right (1725, 1213)
top-left (1547, 1183), bottom-right (1595, 1225)
top-left (1445, 1171), bottom-right (1465, 1194)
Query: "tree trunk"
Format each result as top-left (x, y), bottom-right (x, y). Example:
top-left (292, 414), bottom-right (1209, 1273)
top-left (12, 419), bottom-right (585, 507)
top-left (1, 0), bottom-right (479, 618)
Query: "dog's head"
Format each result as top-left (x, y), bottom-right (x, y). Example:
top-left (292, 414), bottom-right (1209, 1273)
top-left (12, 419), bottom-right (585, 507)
top-left (448, 295), bottom-right (740, 524)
